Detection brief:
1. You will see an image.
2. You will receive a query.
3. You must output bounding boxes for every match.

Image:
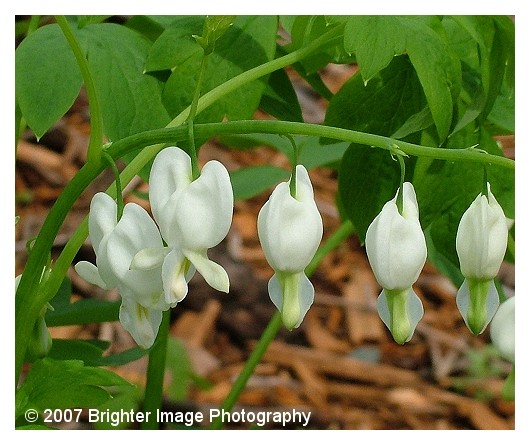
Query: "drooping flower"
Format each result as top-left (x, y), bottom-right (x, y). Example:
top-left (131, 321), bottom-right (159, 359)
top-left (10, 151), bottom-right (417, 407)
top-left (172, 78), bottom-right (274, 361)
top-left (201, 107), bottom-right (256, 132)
top-left (134, 147), bottom-right (233, 307)
top-left (455, 183), bottom-right (509, 334)
top-left (490, 297), bottom-right (515, 364)
top-left (75, 192), bottom-right (166, 348)
top-left (365, 182), bottom-right (427, 344)
top-left (257, 165), bottom-right (323, 329)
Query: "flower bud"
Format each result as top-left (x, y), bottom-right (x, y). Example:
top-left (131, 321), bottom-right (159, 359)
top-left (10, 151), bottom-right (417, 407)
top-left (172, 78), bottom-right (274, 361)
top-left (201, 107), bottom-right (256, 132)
top-left (365, 182), bottom-right (426, 343)
top-left (455, 183), bottom-right (509, 334)
top-left (257, 165), bottom-right (323, 329)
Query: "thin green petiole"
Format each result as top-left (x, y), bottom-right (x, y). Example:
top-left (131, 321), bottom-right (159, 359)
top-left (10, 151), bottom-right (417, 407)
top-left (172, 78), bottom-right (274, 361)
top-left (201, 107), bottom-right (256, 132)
top-left (395, 154), bottom-right (406, 215)
top-left (102, 152), bottom-right (124, 221)
top-left (286, 135), bottom-right (299, 198)
top-left (55, 16), bottom-right (103, 164)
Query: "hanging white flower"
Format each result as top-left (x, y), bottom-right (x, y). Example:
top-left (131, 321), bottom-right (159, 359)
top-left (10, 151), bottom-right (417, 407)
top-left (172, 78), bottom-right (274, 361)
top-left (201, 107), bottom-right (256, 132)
top-left (455, 183), bottom-right (509, 334)
top-left (133, 147), bottom-right (233, 307)
top-left (257, 165), bottom-right (323, 329)
top-left (365, 182), bottom-right (427, 344)
top-left (75, 192), bottom-right (166, 348)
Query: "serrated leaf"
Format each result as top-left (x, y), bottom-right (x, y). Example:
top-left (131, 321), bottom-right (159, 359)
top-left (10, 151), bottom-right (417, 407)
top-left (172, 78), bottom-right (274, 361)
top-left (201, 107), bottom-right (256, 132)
top-left (230, 165), bottom-right (289, 201)
top-left (81, 23), bottom-right (170, 141)
top-left (15, 24), bottom-right (83, 139)
top-left (16, 358), bottom-right (131, 420)
top-left (162, 16), bottom-right (278, 123)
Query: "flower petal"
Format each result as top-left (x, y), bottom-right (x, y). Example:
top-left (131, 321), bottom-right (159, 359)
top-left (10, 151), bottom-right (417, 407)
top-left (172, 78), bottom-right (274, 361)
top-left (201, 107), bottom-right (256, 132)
top-left (456, 278), bottom-right (499, 335)
top-left (149, 147), bottom-right (192, 240)
top-left (88, 193), bottom-right (117, 254)
top-left (162, 249), bottom-right (192, 306)
top-left (268, 272), bottom-right (314, 329)
top-left (74, 261), bottom-right (109, 289)
top-left (490, 297), bottom-right (515, 363)
top-left (184, 249), bottom-right (229, 293)
top-left (119, 299), bottom-right (162, 349)
top-left (175, 160), bottom-right (233, 250)
top-left (257, 173), bottom-right (322, 273)
top-left (130, 247), bottom-right (171, 270)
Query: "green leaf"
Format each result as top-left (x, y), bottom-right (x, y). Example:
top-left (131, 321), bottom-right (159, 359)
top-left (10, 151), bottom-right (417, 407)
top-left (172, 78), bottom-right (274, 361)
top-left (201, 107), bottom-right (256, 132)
top-left (259, 68), bottom-right (304, 122)
top-left (98, 347), bottom-right (150, 366)
top-left (325, 56), bottom-right (426, 138)
top-left (144, 16), bottom-right (204, 72)
top-left (80, 23), bottom-right (171, 141)
top-left (15, 24), bottom-right (83, 139)
top-left (331, 56), bottom-right (426, 241)
top-left (16, 358), bottom-right (131, 420)
top-left (230, 166), bottom-right (289, 201)
top-left (344, 16), bottom-right (406, 82)
top-left (48, 339), bottom-right (109, 366)
top-left (342, 16), bottom-right (458, 141)
top-left (486, 87), bottom-right (515, 133)
top-left (413, 126), bottom-right (514, 286)
top-left (77, 16), bottom-right (112, 28)
top-left (161, 16), bottom-right (278, 122)
top-left (93, 386), bottom-right (140, 430)
top-left (46, 299), bottom-right (120, 326)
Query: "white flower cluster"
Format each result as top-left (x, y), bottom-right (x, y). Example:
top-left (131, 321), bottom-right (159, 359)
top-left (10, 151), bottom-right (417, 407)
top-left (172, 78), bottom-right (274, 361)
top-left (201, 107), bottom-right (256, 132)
top-left (76, 147), bottom-right (233, 348)
top-left (365, 181), bottom-right (511, 344)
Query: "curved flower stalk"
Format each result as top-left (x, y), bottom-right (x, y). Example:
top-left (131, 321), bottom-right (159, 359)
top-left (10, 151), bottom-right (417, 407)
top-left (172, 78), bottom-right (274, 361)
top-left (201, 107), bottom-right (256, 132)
top-left (75, 192), bottom-right (166, 348)
top-left (455, 183), bottom-right (509, 335)
top-left (365, 182), bottom-right (427, 344)
top-left (258, 165), bottom-right (323, 330)
top-left (135, 147), bottom-right (233, 307)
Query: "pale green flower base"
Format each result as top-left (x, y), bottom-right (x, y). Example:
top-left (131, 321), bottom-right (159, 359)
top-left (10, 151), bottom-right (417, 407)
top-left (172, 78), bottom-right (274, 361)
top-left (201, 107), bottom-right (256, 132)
top-left (456, 278), bottom-right (499, 335)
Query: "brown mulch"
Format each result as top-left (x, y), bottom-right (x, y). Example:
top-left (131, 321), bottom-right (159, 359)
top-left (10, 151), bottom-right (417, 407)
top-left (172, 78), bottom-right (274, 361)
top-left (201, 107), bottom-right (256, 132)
top-left (15, 64), bottom-right (515, 430)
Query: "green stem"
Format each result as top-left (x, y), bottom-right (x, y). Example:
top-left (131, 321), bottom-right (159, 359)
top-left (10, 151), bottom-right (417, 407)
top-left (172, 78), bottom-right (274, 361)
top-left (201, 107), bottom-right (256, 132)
top-left (102, 152), bottom-right (124, 221)
top-left (186, 54), bottom-right (209, 179)
top-left (396, 154), bottom-right (406, 215)
top-left (141, 310), bottom-right (170, 430)
top-left (385, 289), bottom-right (411, 345)
top-left (287, 135), bottom-right (298, 198)
top-left (210, 219), bottom-right (354, 429)
top-left (27, 15), bottom-right (41, 35)
top-left (55, 16), bottom-right (103, 164)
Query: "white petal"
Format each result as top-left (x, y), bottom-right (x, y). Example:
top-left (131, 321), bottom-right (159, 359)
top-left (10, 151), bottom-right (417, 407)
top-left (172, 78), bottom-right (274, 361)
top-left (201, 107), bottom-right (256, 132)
top-left (184, 249), bottom-right (229, 293)
top-left (456, 185), bottom-right (508, 279)
top-left (490, 297), bottom-right (515, 363)
top-left (366, 196), bottom-right (426, 290)
top-left (149, 147), bottom-right (192, 234)
top-left (106, 202), bottom-right (164, 280)
top-left (175, 160), bottom-right (233, 250)
top-left (376, 288), bottom-right (424, 344)
top-left (74, 261), bottom-right (109, 289)
top-left (456, 278), bottom-right (499, 335)
top-left (119, 299), bottom-right (162, 349)
top-left (257, 177), bottom-right (322, 272)
top-left (88, 193), bottom-right (117, 254)
top-left (162, 249), bottom-right (192, 306)
top-left (268, 272), bottom-right (314, 329)
top-left (131, 247), bottom-right (171, 270)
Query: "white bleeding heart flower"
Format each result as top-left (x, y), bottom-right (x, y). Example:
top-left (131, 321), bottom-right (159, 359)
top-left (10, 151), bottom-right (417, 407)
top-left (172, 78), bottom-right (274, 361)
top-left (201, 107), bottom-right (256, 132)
top-left (365, 182), bottom-right (427, 344)
top-left (455, 183), bottom-right (509, 335)
top-left (136, 147), bottom-right (233, 307)
top-left (257, 165), bottom-right (323, 330)
top-left (490, 297), bottom-right (515, 364)
top-left (75, 192), bottom-right (166, 348)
